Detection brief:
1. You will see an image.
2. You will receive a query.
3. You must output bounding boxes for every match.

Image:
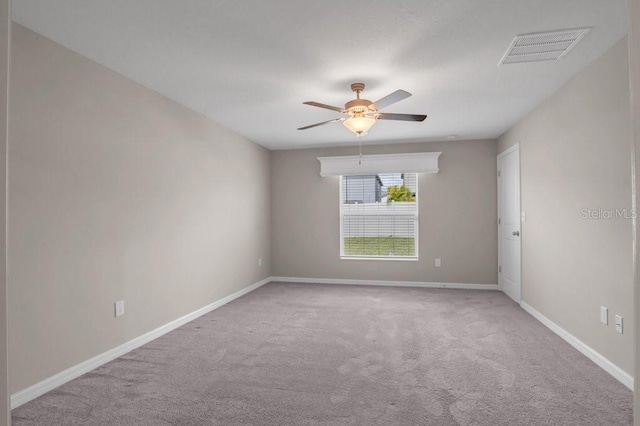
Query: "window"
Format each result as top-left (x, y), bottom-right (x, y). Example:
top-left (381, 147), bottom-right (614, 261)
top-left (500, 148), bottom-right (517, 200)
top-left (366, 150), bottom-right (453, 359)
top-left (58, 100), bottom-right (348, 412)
top-left (340, 173), bottom-right (418, 260)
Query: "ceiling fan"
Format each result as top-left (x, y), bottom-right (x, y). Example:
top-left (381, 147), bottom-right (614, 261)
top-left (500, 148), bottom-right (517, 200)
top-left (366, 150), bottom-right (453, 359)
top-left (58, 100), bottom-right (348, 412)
top-left (297, 83), bottom-right (427, 136)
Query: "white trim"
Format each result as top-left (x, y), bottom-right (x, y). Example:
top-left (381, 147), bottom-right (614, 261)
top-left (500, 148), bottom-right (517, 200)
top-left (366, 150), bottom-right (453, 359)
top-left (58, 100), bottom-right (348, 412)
top-left (497, 155), bottom-right (501, 292)
top-left (497, 143), bottom-right (519, 159)
top-left (339, 256), bottom-right (418, 262)
top-left (318, 152), bottom-right (441, 177)
top-left (10, 277), bottom-right (272, 409)
top-left (271, 276), bottom-right (499, 290)
top-left (520, 301), bottom-right (634, 390)
top-left (18, 276), bottom-right (632, 414)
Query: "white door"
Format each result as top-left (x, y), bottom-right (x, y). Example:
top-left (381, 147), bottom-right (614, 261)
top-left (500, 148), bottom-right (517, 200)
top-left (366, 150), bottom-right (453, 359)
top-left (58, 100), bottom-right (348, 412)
top-left (498, 145), bottom-right (521, 303)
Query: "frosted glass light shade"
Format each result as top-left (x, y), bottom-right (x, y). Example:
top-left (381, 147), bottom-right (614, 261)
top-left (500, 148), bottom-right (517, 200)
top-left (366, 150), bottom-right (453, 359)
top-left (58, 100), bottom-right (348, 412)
top-left (343, 116), bottom-right (375, 135)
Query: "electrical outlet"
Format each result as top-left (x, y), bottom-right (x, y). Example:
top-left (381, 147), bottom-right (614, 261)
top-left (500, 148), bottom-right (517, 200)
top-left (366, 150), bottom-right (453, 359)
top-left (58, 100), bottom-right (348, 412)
top-left (615, 315), bottom-right (623, 334)
top-left (258, 258), bottom-right (262, 267)
top-left (600, 306), bottom-right (608, 325)
top-left (114, 300), bottom-right (125, 318)
top-left (521, 211), bottom-right (527, 222)
top-left (435, 258), bottom-right (441, 267)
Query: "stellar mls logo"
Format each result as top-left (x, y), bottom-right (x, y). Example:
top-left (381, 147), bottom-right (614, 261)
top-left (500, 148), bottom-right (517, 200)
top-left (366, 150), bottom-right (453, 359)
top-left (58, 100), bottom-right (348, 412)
top-left (580, 208), bottom-right (636, 220)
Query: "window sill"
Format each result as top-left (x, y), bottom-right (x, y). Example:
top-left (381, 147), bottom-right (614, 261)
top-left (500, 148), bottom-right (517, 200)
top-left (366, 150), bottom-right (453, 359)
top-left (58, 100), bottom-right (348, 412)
top-left (340, 256), bottom-right (419, 262)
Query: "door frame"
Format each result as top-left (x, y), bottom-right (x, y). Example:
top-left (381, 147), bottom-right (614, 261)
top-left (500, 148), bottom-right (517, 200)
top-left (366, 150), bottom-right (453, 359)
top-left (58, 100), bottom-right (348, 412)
top-left (497, 143), bottom-right (522, 303)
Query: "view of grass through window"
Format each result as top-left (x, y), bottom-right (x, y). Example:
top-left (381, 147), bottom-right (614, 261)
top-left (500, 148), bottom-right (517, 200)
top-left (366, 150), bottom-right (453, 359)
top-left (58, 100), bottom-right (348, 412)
top-left (343, 237), bottom-right (416, 256)
top-left (341, 173), bottom-right (418, 258)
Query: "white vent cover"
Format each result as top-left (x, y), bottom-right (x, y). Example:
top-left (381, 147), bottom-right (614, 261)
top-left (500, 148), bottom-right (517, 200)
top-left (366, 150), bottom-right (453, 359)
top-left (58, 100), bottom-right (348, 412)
top-left (499, 28), bottom-right (591, 65)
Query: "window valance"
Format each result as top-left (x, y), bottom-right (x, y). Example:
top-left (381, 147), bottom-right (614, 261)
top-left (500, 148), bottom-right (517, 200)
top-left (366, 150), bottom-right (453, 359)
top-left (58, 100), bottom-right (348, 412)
top-left (317, 152), bottom-right (441, 177)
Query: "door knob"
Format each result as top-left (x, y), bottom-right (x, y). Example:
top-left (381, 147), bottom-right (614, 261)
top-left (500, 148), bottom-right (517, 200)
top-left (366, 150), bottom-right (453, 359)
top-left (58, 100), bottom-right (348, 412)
top-left (512, 231), bottom-right (520, 236)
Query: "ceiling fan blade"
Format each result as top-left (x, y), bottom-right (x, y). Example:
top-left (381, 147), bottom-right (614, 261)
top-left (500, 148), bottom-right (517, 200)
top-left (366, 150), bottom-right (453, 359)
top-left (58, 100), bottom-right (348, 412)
top-left (376, 113), bottom-right (427, 122)
top-left (303, 101), bottom-right (345, 113)
top-left (372, 90), bottom-right (411, 111)
top-left (297, 118), bottom-right (343, 130)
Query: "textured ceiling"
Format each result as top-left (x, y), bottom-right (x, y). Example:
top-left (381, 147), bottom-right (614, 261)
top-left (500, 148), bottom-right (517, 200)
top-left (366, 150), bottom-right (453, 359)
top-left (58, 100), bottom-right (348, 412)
top-left (12, 0), bottom-right (628, 150)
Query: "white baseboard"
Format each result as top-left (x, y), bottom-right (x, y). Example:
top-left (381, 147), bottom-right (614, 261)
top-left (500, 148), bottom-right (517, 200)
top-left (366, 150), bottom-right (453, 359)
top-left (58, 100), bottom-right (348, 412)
top-left (11, 276), bottom-right (271, 409)
top-left (271, 276), bottom-right (499, 290)
top-left (26, 276), bottom-right (624, 413)
top-left (520, 301), bottom-right (634, 391)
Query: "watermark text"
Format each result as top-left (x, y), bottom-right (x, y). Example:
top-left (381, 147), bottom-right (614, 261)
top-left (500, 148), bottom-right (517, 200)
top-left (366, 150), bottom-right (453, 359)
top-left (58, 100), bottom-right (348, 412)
top-left (580, 208), bottom-right (636, 220)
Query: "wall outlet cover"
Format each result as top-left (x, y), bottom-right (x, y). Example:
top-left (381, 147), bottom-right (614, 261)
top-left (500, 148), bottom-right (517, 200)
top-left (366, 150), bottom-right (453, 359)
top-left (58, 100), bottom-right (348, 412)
top-left (114, 300), bottom-right (125, 318)
top-left (615, 315), bottom-right (623, 334)
top-left (435, 258), bottom-right (441, 267)
top-left (600, 306), bottom-right (608, 325)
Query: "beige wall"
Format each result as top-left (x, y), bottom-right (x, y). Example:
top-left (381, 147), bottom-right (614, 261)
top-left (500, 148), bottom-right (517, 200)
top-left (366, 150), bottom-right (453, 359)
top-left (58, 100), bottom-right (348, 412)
top-left (271, 140), bottom-right (498, 284)
top-left (498, 37), bottom-right (633, 374)
top-left (0, 1), bottom-right (7, 424)
top-left (630, 0), bottom-right (640, 421)
top-left (8, 24), bottom-right (271, 393)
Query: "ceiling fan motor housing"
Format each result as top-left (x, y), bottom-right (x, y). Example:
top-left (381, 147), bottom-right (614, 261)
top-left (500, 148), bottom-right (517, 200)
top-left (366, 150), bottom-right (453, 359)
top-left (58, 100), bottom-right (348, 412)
top-left (345, 98), bottom-right (374, 114)
top-left (347, 82), bottom-right (375, 113)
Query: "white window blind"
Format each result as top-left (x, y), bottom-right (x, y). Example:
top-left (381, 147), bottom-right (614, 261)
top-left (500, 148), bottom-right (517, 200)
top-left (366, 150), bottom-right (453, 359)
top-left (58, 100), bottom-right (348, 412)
top-left (340, 173), bottom-right (418, 260)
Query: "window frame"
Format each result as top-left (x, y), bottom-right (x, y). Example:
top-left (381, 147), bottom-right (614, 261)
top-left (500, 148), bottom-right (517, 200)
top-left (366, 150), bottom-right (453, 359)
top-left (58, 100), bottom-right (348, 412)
top-left (339, 173), bottom-right (419, 261)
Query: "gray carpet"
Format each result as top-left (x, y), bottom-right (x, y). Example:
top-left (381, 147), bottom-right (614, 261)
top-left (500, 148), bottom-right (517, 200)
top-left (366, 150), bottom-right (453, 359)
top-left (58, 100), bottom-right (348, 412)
top-left (12, 282), bottom-right (633, 425)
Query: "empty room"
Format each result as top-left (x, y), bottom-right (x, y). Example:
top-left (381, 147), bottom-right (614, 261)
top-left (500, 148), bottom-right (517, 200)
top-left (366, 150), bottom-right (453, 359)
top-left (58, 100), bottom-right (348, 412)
top-left (0, 0), bottom-right (638, 425)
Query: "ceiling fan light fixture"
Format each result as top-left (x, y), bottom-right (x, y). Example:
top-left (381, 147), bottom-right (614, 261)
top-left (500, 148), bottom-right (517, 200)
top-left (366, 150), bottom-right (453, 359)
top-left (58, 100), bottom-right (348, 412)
top-left (298, 82), bottom-right (425, 136)
top-left (343, 115), bottom-right (376, 135)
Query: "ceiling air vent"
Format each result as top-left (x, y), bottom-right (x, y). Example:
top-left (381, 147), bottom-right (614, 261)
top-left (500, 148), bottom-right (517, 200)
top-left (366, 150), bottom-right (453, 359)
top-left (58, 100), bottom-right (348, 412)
top-left (499, 28), bottom-right (591, 65)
